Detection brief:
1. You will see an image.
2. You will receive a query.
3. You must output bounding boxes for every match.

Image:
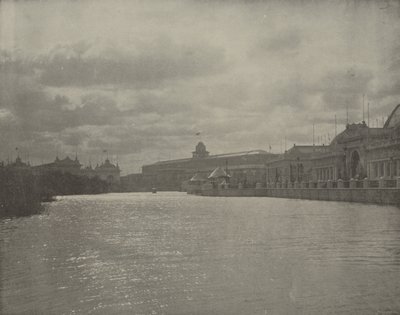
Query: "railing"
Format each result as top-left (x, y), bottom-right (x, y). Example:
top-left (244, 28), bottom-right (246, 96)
top-left (262, 177), bottom-right (400, 190)
top-left (212, 177), bottom-right (400, 190)
top-left (386, 179), bottom-right (397, 188)
top-left (355, 180), bottom-right (364, 189)
top-left (369, 180), bottom-right (379, 188)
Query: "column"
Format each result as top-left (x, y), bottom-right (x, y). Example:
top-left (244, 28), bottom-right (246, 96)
top-left (379, 177), bottom-right (385, 188)
top-left (384, 161), bottom-right (388, 178)
top-left (390, 160), bottom-right (394, 179)
top-left (397, 160), bottom-right (400, 177)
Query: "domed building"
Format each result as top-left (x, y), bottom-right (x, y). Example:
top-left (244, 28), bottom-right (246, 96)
top-left (94, 158), bottom-right (121, 184)
top-left (266, 104), bottom-right (400, 185)
top-left (32, 155), bottom-right (121, 186)
top-left (136, 142), bottom-right (277, 191)
top-left (123, 104), bottom-right (400, 191)
top-left (192, 142), bottom-right (209, 158)
top-left (290, 104), bottom-right (400, 183)
top-left (33, 156), bottom-right (82, 176)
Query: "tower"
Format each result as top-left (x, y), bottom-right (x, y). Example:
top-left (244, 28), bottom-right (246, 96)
top-left (192, 142), bottom-right (209, 158)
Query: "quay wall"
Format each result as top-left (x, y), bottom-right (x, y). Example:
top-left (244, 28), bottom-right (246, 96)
top-left (200, 188), bottom-right (400, 205)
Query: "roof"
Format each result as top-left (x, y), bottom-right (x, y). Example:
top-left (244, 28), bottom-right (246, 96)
top-left (146, 149), bottom-right (271, 167)
top-left (95, 159), bottom-right (119, 170)
top-left (286, 145), bottom-right (328, 155)
top-left (384, 104), bottom-right (400, 128)
top-left (34, 156), bottom-right (81, 168)
top-left (11, 156), bottom-right (29, 167)
top-left (57, 156), bottom-right (80, 165)
top-left (331, 122), bottom-right (388, 145)
top-left (190, 173), bottom-right (207, 181)
top-left (208, 167), bottom-right (230, 179)
top-left (210, 149), bottom-right (269, 158)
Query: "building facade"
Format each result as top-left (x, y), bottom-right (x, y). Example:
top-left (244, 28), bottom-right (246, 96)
top-left (266, 104), bottom-right (400, 186)
top-left (31, 156), bottom-right (121, 185)
top-left (122, 142), bottom-right (278, 191)
top-left (122, 104), bottom-right (400, 191)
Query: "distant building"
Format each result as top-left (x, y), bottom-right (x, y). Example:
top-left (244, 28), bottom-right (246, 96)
top-left (265, 104), bottom-right (400, 185)
top-left (309, 104), bottom-right (400, 182)
top-left (94, 158), bottom-right (121, 184)
top-left (120, 173), bottom-right (146, 192)
top-left (9, 156), bottom-right (31, 170)
top-left (265, 144), bottom-right (330, 184)
top-left (31, 156), bottom-right (121, 185)
top-left (32, 156), bottom-right (82, 176)
top-left (122, 104), bottom-right (400, 191)
top-left (121, 142), bottom-right (278, 191)
top-left (192, 142), bottom-right (209, 158)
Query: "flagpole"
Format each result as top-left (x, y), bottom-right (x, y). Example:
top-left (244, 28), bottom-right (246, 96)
top-left (284, 136), bottom-right (286, 152)
top-left (313, 122), bottom-right (315, 152)
top-left (334, 115), bottom-right (337, 137)
top-left (362, 94), bottom-right (365, 122)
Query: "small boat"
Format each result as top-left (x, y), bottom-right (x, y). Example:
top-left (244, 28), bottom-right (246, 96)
top-left (151, 187), bottom-right (157, 194)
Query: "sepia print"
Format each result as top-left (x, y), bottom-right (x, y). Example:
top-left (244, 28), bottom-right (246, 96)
top-left (1, 0), bottom-right (400, 314)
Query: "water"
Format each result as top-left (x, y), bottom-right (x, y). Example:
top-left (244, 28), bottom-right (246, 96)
top-left (1, 192), bottom-right (400, 315)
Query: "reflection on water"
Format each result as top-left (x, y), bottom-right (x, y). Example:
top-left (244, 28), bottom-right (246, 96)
top-left (1, 192), bottom-right (400, 314)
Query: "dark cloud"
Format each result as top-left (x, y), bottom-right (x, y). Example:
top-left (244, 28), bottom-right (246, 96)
top-left (262, 31), bottom-right (301, 52)
top-left (308, 68), bottom-right (373, 110)
top-left (0, 75), bottom-right (130, 133)
top-left (2, 0), bottom-right (400, 173)
top-left (130, 91), bottom-right (190, 115)
top-left (30, 38), bottom-right (227, 88)
top-left (248, 30), bottom-right (302, 58)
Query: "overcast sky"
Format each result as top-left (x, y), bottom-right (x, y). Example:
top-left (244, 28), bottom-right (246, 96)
top-left (1, 0), bottom-right (400, 174)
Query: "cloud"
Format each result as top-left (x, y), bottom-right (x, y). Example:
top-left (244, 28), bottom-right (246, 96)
top-left (1, 0), bottom-right (400, 173)
top-left (250, 30), bottom-right (302, 58)
top-left (308, 68), bottom-right (374, 110)
top-left (30, 37), bottom-right (228, 88)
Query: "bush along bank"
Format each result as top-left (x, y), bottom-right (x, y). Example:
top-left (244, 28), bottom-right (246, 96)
top-left (0, 167), bottom-right (113, 218)
top-left (0, 167), bottom-right (43, 217)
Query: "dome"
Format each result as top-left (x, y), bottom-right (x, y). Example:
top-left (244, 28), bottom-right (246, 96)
top-left (384, 104), bottom-right (400, 128)
top-left (192, 142), bottom-right (209, 158)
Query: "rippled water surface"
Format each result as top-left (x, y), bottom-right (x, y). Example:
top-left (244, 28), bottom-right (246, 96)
top-left (1, 192), bottom-right (400, 314)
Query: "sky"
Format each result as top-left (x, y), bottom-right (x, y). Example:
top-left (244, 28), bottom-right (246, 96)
top-left (1, 0), bottom-right (400, 174)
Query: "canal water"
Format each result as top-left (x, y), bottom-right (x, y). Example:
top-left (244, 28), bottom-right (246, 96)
top-left (1, 192), bottom-right (400, 314)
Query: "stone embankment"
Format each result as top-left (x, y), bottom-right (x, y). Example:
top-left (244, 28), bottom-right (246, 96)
top-left (193, 177), bottom-right (400, 205)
